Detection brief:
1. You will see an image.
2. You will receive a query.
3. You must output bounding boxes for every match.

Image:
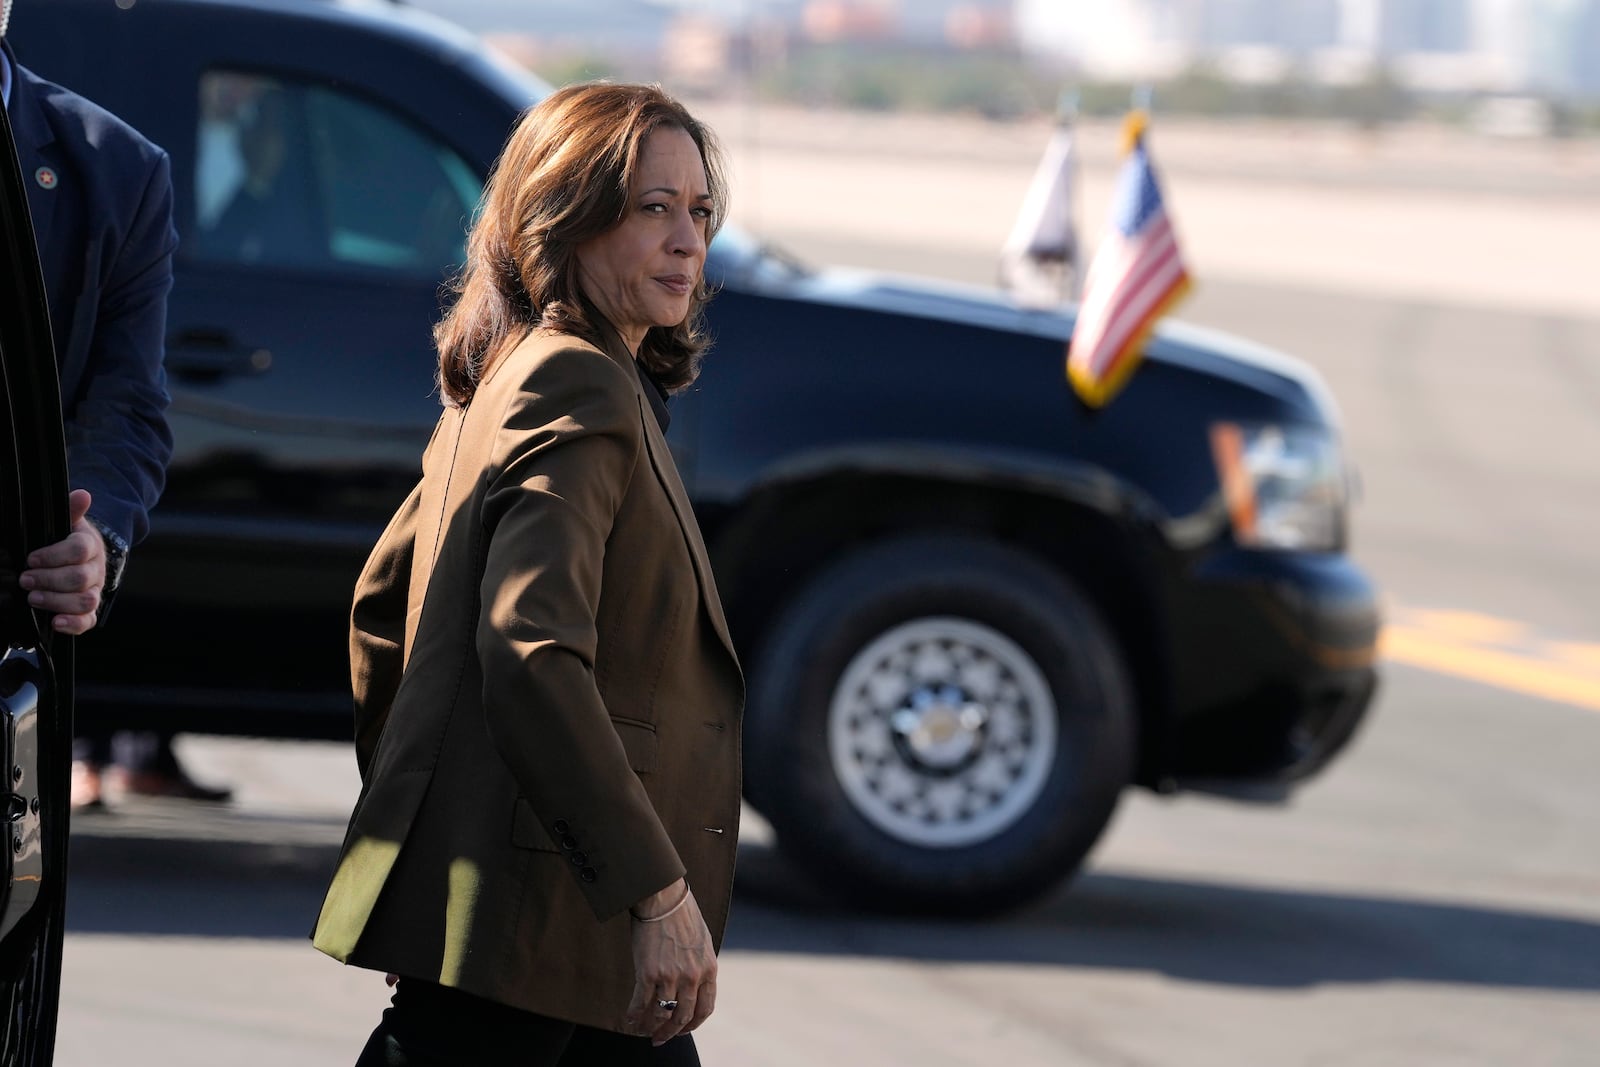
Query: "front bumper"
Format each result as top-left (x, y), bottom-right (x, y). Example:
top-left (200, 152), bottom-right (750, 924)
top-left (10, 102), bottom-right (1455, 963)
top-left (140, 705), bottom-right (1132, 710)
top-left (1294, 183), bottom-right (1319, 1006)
top-left (1164, 548), bottom-right (1381, 788)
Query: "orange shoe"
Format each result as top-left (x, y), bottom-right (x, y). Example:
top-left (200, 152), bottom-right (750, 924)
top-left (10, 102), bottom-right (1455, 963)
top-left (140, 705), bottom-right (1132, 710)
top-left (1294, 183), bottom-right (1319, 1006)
top-left (111, 767), bottom-right (233, 804)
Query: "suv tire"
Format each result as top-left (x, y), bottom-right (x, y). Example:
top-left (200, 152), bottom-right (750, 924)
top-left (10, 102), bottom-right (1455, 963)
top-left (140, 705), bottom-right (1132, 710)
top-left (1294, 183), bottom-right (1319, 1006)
top-left (745, 534), bottom-right (1136, 914)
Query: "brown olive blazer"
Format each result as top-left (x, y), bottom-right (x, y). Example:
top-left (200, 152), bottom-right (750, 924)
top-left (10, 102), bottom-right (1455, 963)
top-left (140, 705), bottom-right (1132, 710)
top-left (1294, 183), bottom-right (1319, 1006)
top-left (311, 329), bottom-right (744, 1032)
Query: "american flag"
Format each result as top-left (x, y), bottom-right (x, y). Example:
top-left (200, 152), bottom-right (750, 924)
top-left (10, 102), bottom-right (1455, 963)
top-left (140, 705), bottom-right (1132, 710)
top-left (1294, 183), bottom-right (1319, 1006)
top-left (1067, 112), bottom-right (1191, 409)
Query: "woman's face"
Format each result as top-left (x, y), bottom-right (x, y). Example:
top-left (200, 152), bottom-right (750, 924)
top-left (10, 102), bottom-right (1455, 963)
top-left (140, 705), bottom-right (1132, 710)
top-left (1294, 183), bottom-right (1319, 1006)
top-left (575, 126), bottom-right (713, 356)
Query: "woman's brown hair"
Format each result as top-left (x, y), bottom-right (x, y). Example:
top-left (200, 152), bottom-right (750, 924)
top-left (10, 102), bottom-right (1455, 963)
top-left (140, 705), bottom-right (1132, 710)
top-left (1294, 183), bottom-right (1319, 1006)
top-left (435, 82), bottom-right (728, 406)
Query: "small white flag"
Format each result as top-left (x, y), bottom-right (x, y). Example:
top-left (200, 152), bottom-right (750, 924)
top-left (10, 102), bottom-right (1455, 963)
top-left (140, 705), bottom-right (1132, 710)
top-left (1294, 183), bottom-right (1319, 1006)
top-left (1000, 122), bottom-right (1078, 308)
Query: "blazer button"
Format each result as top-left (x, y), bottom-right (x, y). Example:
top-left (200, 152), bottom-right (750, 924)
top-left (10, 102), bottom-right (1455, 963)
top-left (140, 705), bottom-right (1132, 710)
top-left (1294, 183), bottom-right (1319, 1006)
top-left (553, 820), bottom-right (571, 835)
top-left (579, 867), bottom-right (597, 883)
top-left (569, 851), bottom-right (588, 866)
top-left (560, 835), bottom-right (579, 851)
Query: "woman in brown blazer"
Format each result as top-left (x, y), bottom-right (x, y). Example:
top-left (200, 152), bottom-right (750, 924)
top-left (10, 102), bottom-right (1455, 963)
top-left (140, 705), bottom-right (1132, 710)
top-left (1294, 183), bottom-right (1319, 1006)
top-left (312, 83), bottom-right (743, 1065)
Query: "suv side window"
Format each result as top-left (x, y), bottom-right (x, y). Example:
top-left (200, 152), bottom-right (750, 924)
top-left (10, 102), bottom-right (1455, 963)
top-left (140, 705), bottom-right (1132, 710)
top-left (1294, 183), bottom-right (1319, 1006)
top-left (194, 70), bottom-right (482, 277)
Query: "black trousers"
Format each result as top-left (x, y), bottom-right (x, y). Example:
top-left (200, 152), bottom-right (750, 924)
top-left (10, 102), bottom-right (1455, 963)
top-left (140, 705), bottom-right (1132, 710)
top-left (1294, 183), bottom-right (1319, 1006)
top-left (354, 979), bottom-right (702, 1067)
top-left (72, 728), bottom-right (174, 771)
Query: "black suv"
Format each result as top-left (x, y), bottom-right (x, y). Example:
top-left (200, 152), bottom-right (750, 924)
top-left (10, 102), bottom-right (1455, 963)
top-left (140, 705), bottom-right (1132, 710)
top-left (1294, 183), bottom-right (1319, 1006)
top-left (16, 0), bottom-right (1379, 911)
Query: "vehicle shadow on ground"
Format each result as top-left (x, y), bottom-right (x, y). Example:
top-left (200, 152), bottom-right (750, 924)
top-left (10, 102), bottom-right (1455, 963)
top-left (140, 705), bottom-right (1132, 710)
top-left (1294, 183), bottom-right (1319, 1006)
top-left (727, 842), bottom-right (1600, 994)
top-left (64, 817), bottom-right (1600, 996)
top-left (65, 804), bottom-right (345, 940)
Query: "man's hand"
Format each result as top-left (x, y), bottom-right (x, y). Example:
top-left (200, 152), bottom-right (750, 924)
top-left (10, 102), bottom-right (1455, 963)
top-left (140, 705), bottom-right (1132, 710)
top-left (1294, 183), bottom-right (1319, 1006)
top-left (20, 490), bottom-right (105, 635)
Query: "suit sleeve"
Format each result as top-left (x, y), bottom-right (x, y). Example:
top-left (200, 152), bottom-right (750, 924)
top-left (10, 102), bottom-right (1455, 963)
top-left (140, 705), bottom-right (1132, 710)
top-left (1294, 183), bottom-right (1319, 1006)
top-left (350, 480), bottom-right (423, 782)
top-left (477, 345), bottom-right (684, 922)
top-left (65, 148), bottom-right (178, 553)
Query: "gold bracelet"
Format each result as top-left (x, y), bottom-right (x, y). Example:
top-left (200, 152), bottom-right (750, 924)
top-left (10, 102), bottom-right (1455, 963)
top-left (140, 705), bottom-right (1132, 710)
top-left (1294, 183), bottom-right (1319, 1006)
top-left (630, 884), bottom-right (690, 923)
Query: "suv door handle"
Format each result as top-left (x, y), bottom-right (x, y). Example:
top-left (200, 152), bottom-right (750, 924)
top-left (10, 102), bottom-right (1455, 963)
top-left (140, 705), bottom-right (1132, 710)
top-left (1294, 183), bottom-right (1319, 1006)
top-left (167, 328), bottom-right (272, 383)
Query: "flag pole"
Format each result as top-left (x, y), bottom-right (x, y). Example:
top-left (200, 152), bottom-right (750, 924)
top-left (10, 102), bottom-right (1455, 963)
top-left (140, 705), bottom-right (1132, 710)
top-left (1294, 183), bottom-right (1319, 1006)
top-left (1126, 85), bottom-right (1153, 151)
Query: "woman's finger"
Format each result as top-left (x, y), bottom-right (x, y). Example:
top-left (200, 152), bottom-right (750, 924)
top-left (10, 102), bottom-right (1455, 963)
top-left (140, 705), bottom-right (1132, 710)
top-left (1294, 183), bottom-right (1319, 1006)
top-left (684, 978), bottom-right (716, 1033)
top-left (649, 987), bottom-right (696, 1047)
top-left (624, 976), bottom-right (655, 1035)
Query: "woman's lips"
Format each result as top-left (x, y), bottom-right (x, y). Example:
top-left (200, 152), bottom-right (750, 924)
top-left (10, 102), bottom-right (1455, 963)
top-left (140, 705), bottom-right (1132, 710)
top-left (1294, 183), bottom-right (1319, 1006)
top-left (655, 274), bottom-right (693, 295)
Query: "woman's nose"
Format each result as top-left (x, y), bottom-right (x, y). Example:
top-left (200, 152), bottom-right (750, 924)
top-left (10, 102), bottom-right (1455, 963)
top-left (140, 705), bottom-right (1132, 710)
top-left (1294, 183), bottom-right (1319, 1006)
top-left (670, 211), bottom-right (704, 258)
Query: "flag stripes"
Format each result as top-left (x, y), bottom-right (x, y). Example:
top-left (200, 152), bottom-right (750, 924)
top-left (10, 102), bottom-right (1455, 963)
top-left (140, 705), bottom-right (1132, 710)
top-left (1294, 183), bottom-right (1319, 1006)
top-left (1067, 112), bottom-right (1192, 409)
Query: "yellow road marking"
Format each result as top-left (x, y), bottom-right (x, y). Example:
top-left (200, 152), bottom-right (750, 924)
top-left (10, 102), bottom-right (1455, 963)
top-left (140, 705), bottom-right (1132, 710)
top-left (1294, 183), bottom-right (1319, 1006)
top-left (1383, 625), bottom-right (1600, 714)
top-left (1551, 642), bottom-right (1600, 672)
top-left (1404, 609), bottom-right (1530, 647)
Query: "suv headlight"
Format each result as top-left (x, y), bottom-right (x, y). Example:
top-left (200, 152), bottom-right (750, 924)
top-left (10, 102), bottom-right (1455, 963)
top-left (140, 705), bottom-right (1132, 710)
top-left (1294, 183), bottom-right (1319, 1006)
top-left (1209, 422), bottom-right (1347, 551)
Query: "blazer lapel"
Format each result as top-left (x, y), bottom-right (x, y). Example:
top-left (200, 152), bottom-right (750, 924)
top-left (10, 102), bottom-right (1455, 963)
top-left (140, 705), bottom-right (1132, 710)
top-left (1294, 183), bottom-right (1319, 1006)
top-left (585, 325), bottom-right (738, 668)
top-left (5, 51), bottom-right (61, 274)
top-left (635, 393), bottom-right (738, 668)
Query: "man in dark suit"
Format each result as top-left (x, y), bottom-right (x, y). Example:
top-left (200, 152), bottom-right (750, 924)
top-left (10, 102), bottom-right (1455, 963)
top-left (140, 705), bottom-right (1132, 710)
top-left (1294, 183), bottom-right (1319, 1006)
top-left (4, 4), bottom-right (228, 805)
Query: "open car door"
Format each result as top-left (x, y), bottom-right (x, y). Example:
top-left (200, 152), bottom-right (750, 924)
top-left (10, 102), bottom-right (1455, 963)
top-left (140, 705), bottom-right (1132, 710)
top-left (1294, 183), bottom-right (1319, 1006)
top-left (0, 95), bottom-right (74, 1064)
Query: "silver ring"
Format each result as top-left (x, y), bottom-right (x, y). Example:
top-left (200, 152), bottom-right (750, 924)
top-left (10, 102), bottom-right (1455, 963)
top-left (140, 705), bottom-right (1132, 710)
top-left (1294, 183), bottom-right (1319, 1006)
top-left (657, 998), bottom-right (678, 1012)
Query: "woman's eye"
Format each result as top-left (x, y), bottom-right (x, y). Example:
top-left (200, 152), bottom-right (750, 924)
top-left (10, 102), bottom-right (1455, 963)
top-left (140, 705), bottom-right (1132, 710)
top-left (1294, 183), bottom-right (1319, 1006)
top-left (642, 203), bottom-right (667, 215)
top-left (692, 206), bottom-right (713, 220)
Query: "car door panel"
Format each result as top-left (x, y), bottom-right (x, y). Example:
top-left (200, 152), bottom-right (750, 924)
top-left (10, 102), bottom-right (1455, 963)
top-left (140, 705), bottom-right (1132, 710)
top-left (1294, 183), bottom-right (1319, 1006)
top-left (0, 94), bottom-right (75, 1067)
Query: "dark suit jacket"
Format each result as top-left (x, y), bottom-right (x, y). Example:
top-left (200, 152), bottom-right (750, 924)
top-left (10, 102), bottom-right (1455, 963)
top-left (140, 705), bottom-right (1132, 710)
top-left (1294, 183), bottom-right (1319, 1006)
top-left (6, 43), bottom-right (176, 550)
top-left (313, 329), bottom-right (744, 1032)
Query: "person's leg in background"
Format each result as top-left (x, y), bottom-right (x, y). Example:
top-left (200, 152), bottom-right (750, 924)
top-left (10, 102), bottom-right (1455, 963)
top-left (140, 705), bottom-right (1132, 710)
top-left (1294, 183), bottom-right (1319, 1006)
top-left (108, 730), bottom-right (232, 802)
top-left (70, 732), bottom-right (112, 809)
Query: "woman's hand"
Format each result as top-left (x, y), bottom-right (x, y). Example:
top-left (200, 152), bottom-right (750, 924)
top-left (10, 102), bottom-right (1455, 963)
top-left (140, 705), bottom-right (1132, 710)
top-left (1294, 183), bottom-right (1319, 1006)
top-left (624, 878), bottom-right (718, 1047)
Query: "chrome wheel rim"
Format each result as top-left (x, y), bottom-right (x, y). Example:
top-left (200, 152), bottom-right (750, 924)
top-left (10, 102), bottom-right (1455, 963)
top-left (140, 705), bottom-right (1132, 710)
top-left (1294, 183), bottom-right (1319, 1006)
top-left (827, 617), bottom-right (1058, 849)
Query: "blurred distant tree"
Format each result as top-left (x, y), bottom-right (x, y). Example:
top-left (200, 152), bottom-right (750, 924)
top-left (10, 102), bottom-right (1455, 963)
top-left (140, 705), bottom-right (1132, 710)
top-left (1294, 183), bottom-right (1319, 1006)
top-left (838, 69), bottom-right (898, 110)
top-left (923, 53), bottom-right (1045, 119)
top-left (1259, 60), bottom-right (1318, 119)
top-left (1340, 62), bottom-right (1409, 130)
top-left (760, 44), bottom-right (1052, 119)
top-left (1164, 61), bottom-right (1232, 116)
top-left (1076, 81), bottom-right (1137, 118)
top-left (1417, 94), bottom-right (1475, 128)
top-left (1546, 99), bottom-right (1580, 139)
top-left (747, 41), bottom-right (1519, 133)
top-left (540, 53), bottom-right (623, 86)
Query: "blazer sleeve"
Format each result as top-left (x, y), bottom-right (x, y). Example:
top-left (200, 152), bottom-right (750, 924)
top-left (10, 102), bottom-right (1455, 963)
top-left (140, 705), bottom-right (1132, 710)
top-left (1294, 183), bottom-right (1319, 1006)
top-left (477, 344), bottom-right (684, 923)
top-left (350, 480), bottom-right (423, 782)
top-left (66, 148), bottom-right (178, 554)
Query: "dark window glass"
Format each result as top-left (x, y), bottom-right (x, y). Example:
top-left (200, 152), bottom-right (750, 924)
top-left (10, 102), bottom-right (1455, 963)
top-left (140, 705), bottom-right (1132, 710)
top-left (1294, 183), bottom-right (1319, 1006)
top-left (194, 71), bottom-right (481, 277)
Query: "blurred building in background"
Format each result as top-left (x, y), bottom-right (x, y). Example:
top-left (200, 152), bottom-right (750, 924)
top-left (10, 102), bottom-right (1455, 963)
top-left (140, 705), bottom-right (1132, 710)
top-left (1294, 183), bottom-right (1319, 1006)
top-left (796, 0), bottom-right (1012, 47)
top-left (1015, 0), bottom-right (1600, 100)
top-left (422, 0), bottom-right (1599, 114)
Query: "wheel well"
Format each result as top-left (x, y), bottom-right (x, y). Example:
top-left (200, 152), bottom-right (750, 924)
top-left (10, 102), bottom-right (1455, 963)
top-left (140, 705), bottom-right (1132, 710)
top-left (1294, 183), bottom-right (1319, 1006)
top-left (710, 473), bottom-right (1175, 787)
